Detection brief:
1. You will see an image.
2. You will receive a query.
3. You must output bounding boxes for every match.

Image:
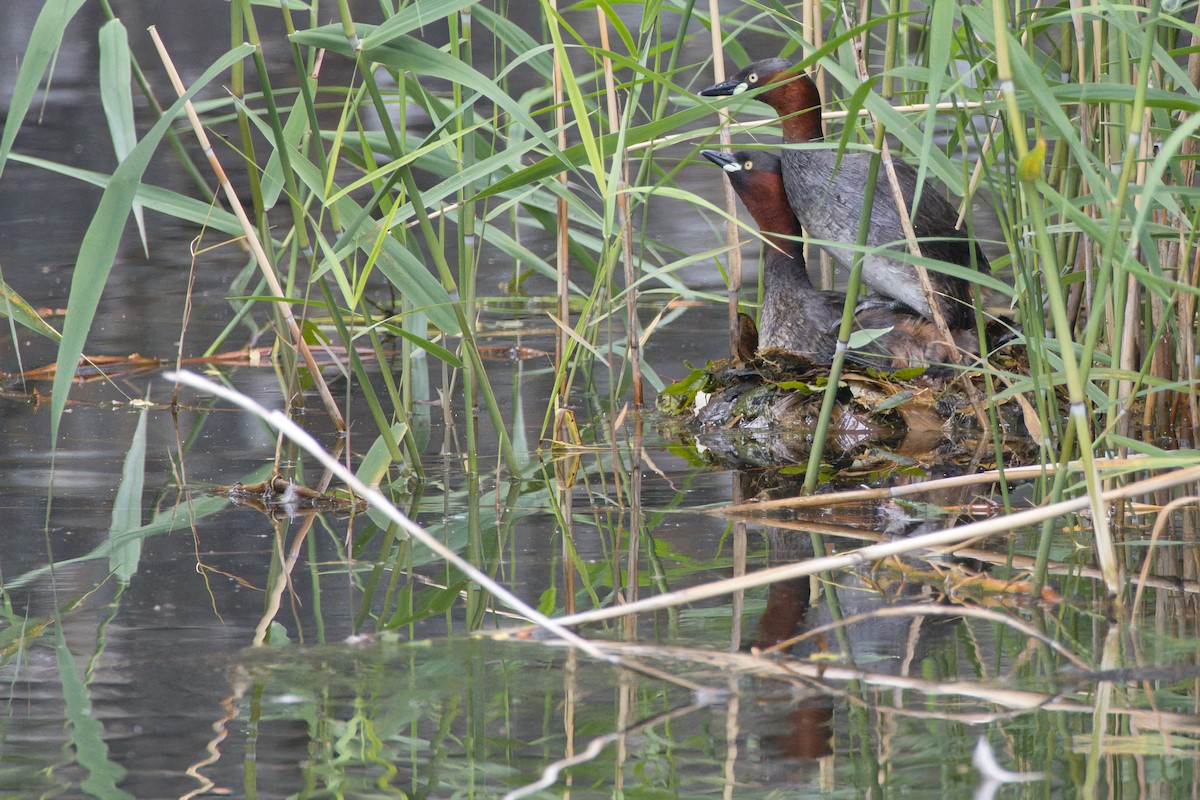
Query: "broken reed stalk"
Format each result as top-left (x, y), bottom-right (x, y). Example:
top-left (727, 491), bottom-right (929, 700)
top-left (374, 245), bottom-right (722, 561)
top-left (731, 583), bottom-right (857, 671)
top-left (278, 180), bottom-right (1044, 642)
top-left (148, 27), bottom-right (345, 431)
top-left (718, 511), bottom-right (1199, 598)
top-left (551, 462), bottom-right (1200, 629)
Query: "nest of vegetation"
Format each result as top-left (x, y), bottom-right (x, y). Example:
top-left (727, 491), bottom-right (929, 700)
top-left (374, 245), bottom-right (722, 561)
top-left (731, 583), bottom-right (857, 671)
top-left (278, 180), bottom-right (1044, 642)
top-left (655, 346), bottom-right (1037, 471)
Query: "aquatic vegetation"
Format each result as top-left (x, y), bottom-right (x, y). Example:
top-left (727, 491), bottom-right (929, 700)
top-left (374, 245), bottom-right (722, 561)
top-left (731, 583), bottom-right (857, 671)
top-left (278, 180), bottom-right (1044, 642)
top-left (2, 0), bottom-right (1200, 796)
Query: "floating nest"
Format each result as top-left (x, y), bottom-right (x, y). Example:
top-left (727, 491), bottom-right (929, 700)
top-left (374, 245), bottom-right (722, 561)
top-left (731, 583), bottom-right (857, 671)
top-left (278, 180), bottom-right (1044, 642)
top-left (214, 475), bottom-right (368, 518)
top-left (656, 347), bottom-right (1035, 471)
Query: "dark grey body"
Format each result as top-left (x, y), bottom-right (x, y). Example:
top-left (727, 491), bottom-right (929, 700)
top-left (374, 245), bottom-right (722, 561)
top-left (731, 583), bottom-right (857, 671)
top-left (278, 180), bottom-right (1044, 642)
top-left (782, 147), bottom-right (984, 326)
top-left (758, 248), bottom-right (844, 360)
top-left (700, 59), bottom-right (987, 329)
top-left (701, 148), bottom-right (977, 371)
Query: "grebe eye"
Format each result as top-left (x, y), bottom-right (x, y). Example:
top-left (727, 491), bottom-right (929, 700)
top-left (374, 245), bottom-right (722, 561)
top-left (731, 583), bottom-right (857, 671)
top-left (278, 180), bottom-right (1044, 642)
top-left (743, 160), bottom-right (753, 171)
top-left (748, 73), bottom-right (758, 84)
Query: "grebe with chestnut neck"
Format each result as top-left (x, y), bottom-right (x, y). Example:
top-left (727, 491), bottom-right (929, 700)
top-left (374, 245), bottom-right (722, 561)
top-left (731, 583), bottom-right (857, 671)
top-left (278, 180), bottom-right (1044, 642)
top-left (701, 59), bottom-right (987, 329)
top-left (703, 148), bottom-right (978, 370)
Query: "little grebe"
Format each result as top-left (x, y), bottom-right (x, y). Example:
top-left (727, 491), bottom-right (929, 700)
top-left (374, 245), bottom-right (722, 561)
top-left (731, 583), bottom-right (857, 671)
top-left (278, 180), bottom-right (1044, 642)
top-left (701, 59), bottom-right (987, 329)
top-left (703, 148), bottom-right (978, 370)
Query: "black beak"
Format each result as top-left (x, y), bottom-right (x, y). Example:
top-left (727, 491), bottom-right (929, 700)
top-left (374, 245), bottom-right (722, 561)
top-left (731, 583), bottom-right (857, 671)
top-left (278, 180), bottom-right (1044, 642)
top-left (699, 75), bottom-right (743, 97)
top-left (700, 149), bottom-right (738, 169)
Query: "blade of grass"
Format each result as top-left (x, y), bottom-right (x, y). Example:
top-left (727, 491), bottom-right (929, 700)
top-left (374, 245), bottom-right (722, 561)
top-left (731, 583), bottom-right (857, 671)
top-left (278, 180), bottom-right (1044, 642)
top-left (48, 43), bottom-right (256, 446)
top-left (98, 19), bottom-right (147, 257)
top-left (0, 0), bottom-right (88, 179)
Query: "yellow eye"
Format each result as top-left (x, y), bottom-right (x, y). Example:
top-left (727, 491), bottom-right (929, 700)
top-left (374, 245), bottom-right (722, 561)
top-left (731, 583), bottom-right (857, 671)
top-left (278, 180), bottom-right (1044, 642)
top-left (748, 72), bottom-right (758, 84)
top-left (743, 160), bottom-right (753, 171)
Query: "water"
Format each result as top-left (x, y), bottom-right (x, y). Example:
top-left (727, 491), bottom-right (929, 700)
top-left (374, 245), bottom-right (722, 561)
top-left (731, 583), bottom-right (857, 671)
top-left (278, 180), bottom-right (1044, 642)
top-left (4, 2), bottom-right (1200, 798)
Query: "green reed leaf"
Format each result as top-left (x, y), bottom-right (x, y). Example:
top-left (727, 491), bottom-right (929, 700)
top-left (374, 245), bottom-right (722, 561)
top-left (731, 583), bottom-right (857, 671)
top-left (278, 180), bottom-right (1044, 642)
top-left (0, 0), bottom-right (87, 179)
top-left (50, 45), bottom-right (256, 446)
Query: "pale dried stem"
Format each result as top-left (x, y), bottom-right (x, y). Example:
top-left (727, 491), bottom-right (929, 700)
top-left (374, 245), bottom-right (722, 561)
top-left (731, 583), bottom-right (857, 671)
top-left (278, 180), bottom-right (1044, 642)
top-left (629, 101), bottom-right (989, 155)
top-left (836, 3), bottom-right (987, 434)
top-left (384, 102), bottom-right (992, 233)
top-left (720, 511), bottom-right (1200, 597)
top-left (707, 0), bottom-right (741, 358)
top-left (1130, 495), bottom-right (1200, 615)
top-left (550, 462), bottom-right (1200, 629)
top-left (803, 0), bottom-right (833, 291)
top-left (1117, 99), bottom-right (1154, 442)
top-left (1173, 9), bottom-right (1200, 437)
top-left (149, 27), bottom-right (345, 431)
top-left (839, 2), bottom-right (952, 337)
top-left (1187, 245), bottom-right (1200, 441)
top-left (596, 9), bottom-right (642, 406)
top-left (576, 638), bottom-right (1200, 734)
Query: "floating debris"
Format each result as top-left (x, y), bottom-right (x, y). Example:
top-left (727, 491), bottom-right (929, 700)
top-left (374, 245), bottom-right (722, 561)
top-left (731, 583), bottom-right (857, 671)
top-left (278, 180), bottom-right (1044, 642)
top-left (11, 345), bottom-right (391, 385)
top-left (216, 475), bottom-right (367, 517)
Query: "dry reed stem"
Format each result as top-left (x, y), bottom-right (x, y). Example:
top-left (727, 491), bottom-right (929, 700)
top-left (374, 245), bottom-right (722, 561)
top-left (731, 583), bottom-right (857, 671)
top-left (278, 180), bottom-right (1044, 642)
top-left (718, 512), bottom-right (1200, 597)
top-left (705, 3), bottom-right (742, 359)
top-left (835, 2), bottom-right (989, 435)
top-left (551, 462), bottom-right (1200, 629)
top-left (838, 2), bottom-right (952, 339)
top-left (596, 10), bottom-right (642, 406)
top-left (626, 101), bottom-right (990, 155)
top-left (1130, 495), bottom-right (1200, 615)
top-left (376, 101), bottom-right (990, 231)
top-left (1117, 98), bottom-right (1155, 441)
top-left (149, 27), bottom-right (345, 431)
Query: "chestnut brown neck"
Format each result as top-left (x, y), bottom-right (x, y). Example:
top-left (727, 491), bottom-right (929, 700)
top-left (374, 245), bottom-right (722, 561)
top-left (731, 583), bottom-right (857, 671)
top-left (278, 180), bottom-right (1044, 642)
top-left (743, 176), bottom-right (799, 236)
top-left (761, 74), bottom-right (823, 143)
top-left (737, 172), bottom-right (806, 274)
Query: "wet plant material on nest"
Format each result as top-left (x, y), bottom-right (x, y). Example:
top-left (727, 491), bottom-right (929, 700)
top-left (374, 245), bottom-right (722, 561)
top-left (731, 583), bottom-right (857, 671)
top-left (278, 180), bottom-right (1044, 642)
top-left (656, 346), bottom-right (1037, 471)
top-left (659, 347), bottom-right (1030, 432)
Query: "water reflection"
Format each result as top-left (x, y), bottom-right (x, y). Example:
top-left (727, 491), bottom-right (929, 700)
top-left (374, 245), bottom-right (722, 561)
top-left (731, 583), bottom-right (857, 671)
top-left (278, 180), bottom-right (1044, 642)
top-left (6, 359), bottom-right (1200, 797)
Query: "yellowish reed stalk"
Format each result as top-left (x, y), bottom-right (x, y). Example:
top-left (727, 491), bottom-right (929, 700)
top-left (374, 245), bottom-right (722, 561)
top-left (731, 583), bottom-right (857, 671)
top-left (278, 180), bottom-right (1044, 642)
top-left (706, 0), bottom-right (741, 358)
top-left (550, 0), bottom-right (571, 419)
top-left (595, 10), bottom-right (642, 406)
top-left (149, 27), bottom-right (346, 432)
top-left (552, 462), bottom-right (1200, 629)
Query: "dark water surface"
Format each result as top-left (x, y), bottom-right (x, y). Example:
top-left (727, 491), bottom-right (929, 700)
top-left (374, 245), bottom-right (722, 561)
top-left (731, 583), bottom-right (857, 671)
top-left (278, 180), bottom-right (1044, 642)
top-left (4, 3), bottom-right (1200, 799)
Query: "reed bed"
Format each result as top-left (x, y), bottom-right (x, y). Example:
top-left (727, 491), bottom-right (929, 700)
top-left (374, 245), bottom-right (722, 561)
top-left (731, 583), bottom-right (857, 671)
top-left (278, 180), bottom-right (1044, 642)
top-left (5, 0), bottom-right (1200, 614)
